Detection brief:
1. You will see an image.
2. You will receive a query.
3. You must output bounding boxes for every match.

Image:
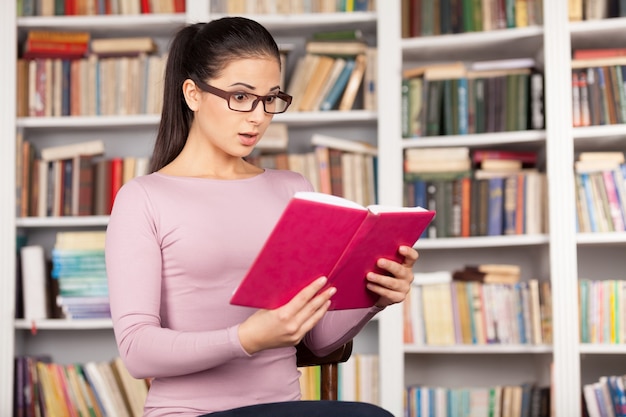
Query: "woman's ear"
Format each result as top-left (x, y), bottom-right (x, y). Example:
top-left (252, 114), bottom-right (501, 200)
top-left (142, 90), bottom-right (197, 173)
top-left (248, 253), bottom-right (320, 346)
top-left (182, 79), bottom-right (200, 111)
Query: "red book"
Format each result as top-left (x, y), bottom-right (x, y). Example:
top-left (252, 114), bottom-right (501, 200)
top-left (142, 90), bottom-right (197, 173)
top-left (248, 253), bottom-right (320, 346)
top-left (140, 0), bottom-right (151, 13)
top-left (573, 48), bottom-right (626, 59)
top-left (173, 0), bottom-right (185, 13)
top-left (23, 40), bottom-right (88, 59)
top-left (65, 0), bottom-right (76, 15)
top-left (230, 192), bottom-right (435, 310)
top-left (472, 149), bottom-right (537, 167)
top-left (108, 157), bottom-right (124, 214)
top-left (71, 154), bottom-right (95, 216)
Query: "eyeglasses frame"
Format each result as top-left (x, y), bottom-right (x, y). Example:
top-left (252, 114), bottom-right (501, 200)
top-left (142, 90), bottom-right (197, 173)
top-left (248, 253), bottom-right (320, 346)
top-left (191, 78), bottom-right (292, 114)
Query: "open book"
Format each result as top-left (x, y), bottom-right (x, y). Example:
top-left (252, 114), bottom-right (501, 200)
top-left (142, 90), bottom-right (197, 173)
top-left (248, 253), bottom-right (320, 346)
top-left (230, 192), bottom-right (436, 310)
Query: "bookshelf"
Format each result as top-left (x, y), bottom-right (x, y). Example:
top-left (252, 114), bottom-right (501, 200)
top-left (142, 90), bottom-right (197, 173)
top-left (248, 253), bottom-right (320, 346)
top-left (376, 1), bottom-right (626, 417)
top-left (5, 1), bottom-right (626, 416)
top-left (2, 1), bottom-right (382, 415)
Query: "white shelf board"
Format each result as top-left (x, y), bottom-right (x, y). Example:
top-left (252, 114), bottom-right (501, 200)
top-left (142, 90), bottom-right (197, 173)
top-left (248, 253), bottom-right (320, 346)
top-left (275, 110), bottom-right (377, 126)
top-left (415, 234), bottom-right (549, 250)
top-left (573, 124), bottom-right (626, 139)
top-left (579, 343), bottom-right (626, 354)
top-left (15, 318), bottom-right (113, 330)
top-left (17, 111), bottom-right (377, 130)
top-left (402, 26), bottom-right (544, 52)
top-left (17, 115), bottom-right (161, 130)
top-left (402, 130), bottom-right (546, 149)
top-left (208, 11), bottom-right (377, 32)
top-left (576, 232), bottom-right (626, 245)
top-left (404, 344), bottom-right (553, 354)
top-left (17, 13), bottom-right (186, 33)
top-left (569, 16), bottom-right (626, 35)
top-left (16, 216), bottom-right (109, 228)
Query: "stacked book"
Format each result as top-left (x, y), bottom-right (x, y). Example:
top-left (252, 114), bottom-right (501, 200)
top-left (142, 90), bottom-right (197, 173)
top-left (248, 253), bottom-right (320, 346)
top-left (52, 231), bottom-right (109, 319)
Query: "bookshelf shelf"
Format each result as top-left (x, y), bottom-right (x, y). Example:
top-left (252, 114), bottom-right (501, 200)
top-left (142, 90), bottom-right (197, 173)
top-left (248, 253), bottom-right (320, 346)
top-left (414, 234), bottom-right (549, 250)
top-left (401, 26), bottom-right (544, 61)
top-left (16, 216), bottom-right (109, 228)
top-left (16, 112), bottom-right (377, 130)
top-left (401, 130), bottom-right (547, 149)
top-left (576, 232), bottom-right (626, 245)
top-left (15, 318), bottom-right (113, 330)
top-left (404, 344), bottom-right (553, 354)
top-left (17, 115), bottom-right (162, 130)
top-left (17, 13), bottom-right (187, 34)
top-left (579, 344), bottom-right (626, 354)
top-left (572, 124), bottom-right (626, 140)
top-left (275, 110), bottom-right (377, 126)
top-left (569, 16), bottom-right (626, 35)
top-left (209, 12), bottom-right (377, 33)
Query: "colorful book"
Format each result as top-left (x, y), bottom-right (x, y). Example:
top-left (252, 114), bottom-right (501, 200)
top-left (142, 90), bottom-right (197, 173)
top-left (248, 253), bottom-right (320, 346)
top-left (230, 191), bottom-right (435, 310)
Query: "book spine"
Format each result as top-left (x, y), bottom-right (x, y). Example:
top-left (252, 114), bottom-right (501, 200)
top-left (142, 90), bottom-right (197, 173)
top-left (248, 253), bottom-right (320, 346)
top-left (20, 245), bottom-right (49, 320)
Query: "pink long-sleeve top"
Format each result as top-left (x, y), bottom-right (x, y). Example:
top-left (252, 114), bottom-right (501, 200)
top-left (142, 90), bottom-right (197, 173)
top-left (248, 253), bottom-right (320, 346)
top-left (105, 169), bottom-right (381, 417)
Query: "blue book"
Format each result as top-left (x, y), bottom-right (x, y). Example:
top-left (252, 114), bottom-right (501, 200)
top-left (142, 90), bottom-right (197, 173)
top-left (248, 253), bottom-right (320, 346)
top-left (320, 59), bottom-right (355, 111)
top-left (487, 177), bottom-right (504, 236)
top-left (580, 172), bottom-right (598, 232)
top-left (457, 77), bottom-right (469, 135)
top-left (515, 283), bottom-right (527, 344)
top-left (61, 60), bottom-right (71, 116)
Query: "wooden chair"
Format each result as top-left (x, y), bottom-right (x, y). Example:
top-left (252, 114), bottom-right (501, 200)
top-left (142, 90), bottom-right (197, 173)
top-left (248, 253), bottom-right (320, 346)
top-left (295, 340), bottom-right (353, 401)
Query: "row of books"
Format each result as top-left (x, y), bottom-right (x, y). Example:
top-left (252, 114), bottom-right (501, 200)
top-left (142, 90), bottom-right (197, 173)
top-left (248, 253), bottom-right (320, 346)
top-left (16, 137), bottom-right (150, 218)
top-left (16, 53), bottom-right (166, 118)
top-left (14, 355), bottom-right (148, 417)
top-left (286, 44), bottom-right (377, 112)
top-left (401, 0), bottom-right (545, 38)
top-left (404, 267), bottom-right (553, 346)
top-left (582, 374), bottom-right (626, 417)
top-left (405, 383), bottom-right (551, 417)
top-left (248, 134), bottom-right (378, 208)
top-left (569, 0), bottom-right (626, 21)
top-left (574, 152), bottom-right (626, 233)
top-left (404, 146), bottom-right (546, 238)
top-left (404, 172), bottom-right (546, 238)
top-left (209, 0), bottom-right (375, 13)
top-left (401, 60), bottom-right (544, 138)
top-left (571, 61), bottom-right (626, 128)
top-left (299, 354), bottom-right (379, 404)
top-left (579, 279), bottom-right (626, 345)
top-left (18, 0), bottom-right (185, 16)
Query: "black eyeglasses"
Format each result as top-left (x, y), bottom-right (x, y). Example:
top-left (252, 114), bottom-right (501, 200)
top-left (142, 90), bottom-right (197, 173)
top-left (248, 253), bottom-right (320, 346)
top-left (192, 79), bottom-right (292, 114)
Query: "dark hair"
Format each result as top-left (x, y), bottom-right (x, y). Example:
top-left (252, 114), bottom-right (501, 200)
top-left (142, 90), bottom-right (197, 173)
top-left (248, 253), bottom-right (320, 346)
top-left (149, 17), bottom-right (281, 172)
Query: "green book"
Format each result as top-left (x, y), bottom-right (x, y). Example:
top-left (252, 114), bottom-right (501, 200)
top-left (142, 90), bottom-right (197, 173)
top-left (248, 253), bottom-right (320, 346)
top-left (312, 29), bottom-right (363, 41)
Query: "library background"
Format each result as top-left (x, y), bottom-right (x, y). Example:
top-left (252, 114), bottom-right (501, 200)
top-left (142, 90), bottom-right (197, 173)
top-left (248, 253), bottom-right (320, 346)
top-left (2, 0), bottom-right (626, 416)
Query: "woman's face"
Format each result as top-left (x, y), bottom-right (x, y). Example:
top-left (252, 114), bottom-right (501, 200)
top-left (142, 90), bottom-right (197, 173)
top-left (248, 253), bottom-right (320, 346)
top-left (190, 56), bottom-right (282, 160)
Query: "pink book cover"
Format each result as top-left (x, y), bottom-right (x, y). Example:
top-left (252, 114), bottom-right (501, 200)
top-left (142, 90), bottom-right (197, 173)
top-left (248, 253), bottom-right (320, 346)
top-left (230, 192), bottom-right (435, 310)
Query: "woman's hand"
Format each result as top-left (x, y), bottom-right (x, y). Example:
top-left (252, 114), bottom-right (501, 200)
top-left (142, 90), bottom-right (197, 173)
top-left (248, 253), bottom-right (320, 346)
top-left (238, 277), bottom-right (335, 355)
top-left (368, 245), bottom-right (419, 309)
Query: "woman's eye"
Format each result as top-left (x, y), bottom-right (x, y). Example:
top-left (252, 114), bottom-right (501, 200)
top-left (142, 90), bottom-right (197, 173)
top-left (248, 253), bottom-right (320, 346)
top-left (232, 93), bottom-right (250, 102)
top-left (264, 96), bottom-right (277, 104)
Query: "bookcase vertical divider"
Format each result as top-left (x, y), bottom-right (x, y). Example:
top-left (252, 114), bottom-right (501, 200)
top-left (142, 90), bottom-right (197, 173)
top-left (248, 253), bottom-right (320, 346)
top-left (375, 2), bottom-right (406, 416)
top-left (0, 2), bottom-right (17, 415)
top-left (543, 1), bottom-right (582, 416)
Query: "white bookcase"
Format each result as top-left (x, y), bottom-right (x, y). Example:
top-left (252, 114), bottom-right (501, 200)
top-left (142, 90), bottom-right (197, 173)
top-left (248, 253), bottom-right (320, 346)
top-left (375, 2), bottom-right (626, 417)
top-left (0, 1), bottom-right (381, 415)
top-left (3, 1), bottom-right (626, 416)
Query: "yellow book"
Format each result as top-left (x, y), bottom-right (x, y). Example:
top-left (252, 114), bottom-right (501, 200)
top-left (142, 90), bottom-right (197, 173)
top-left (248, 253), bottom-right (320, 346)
top-left (338, 54), bottom-right (367, 111)
top-left (298, 55), bottom-right (335, 111)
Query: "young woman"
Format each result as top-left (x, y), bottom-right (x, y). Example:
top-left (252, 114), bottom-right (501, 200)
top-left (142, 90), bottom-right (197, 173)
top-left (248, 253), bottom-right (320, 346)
top-left (105, 17), bottom-right (418, 417)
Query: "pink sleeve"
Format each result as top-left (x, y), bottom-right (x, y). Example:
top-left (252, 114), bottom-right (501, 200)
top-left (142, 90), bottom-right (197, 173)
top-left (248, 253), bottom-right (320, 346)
top-left (105, 181), bottom-right (249, 379)
top-left (302, 306), bottom-right (384, 357)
